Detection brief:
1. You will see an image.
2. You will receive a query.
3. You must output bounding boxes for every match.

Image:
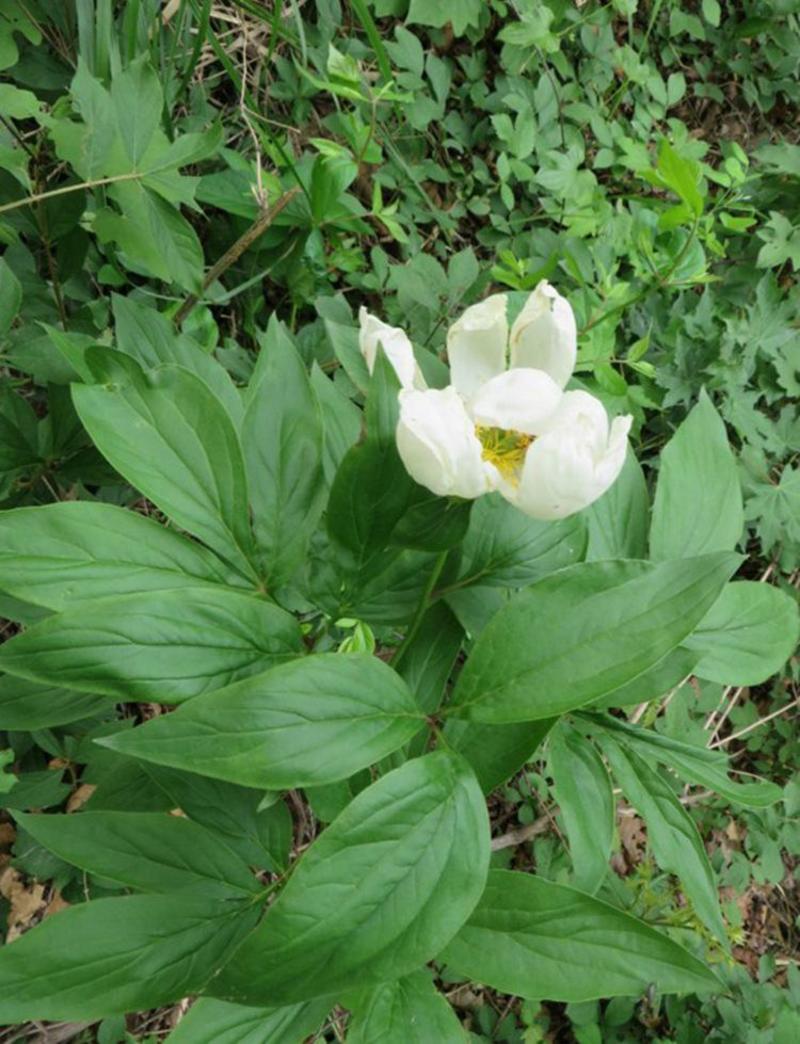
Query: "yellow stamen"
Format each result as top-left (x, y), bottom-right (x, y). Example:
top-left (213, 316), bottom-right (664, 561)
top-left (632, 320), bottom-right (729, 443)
top-left (475, 425), bottom-right (534, 484)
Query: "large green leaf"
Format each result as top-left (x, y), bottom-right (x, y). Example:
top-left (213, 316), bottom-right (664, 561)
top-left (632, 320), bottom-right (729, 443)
top-left (327, 351), bottom-right (413, 558)
top-left (598, 736), bottom-right (727, 944)
top-left (649, 391), bottom-right (743, 560)
top-left (243, 320), bottom-right (325, 587)
top-left (451, 492), bottom-right (586, 590)
top-left (166, 998), bottom-right (331, 1044)
top-left (684, 580), bottom-right (799, 685)
top-left (446, 554), bottom-right (740, 723)
top-left (142, 764), bottom-right (292, 871)
top-left (72, 354), bottom-right (256, 579)
top-left (0, 502), bottom-right (238, 611)
top-left (585, 450), bottom-right (649, 560)
top-left (445, 718), bottom-right (554, 794)
top-left (347, 969), bottom-right (467, 1043)
top-left (110, 57), bottom-right (162, 166)
top-left (0, 587), bottom-right (303, 703)
top-left (0, 675), bottom-right (108, 730)
top-left (211, 751), bottom-right (490, 1005)
top-left (111, 294), bottom-right (242, 422)
top-left (101, 654), bottom-right (425, 789)
top-left (549, 722), bottom-right (613, 893)
top-left (310, 363), bottom-right (361, 483)
top-left (0, 895), bottom-right (259, 1022)
top-left (588, 646), bottom-right (699, 711)
top-left (17, 811), bottom-right (260, 899)
top-left (440, 871), bottom-right (720, 1001)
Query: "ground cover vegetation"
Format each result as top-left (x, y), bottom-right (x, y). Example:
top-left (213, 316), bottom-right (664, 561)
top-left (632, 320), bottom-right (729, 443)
top-left (0, 0), bottom-right (799, 1040)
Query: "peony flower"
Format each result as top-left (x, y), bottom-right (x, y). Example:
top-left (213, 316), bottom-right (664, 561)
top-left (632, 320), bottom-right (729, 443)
top-left (358, 282), bottom-right (632, 520)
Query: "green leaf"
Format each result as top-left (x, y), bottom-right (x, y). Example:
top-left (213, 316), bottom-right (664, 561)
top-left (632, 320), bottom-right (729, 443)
top-left (585, 451), bottom-right (649, 560)
top-left (73, 354), bottom-right (256, 579)
top-left (310, 364), bottom-right (361, 483)
top-left (16, 811), bottom-right (259, 898)
top-left (166, 998), bottom-right (331, 1044)
top-left (327, 351), bottom-right (413, 558)
top-left (440, 871), bottom-right (721, 1001)
top-left (650, 391), bottom-right (743, 560)
top-left (550, 723), bottom-right (613, 893)
top-left (598, 736), bottom-right (727, 943)
top-left (142, 765), bottom-right (292, 871)
top-left (398, 601), bottom-right (463, 716)
top-left (0, 676), bottom-right (107, 730)
top-left (588, 645), bottom-right (700, 710)
top-left (110, 57), bottom-right (162, 166)
top-left (0, 502), bottom-right (239, 611)
top-left (111, 294), bottom-right (242, 422)
top-left (0, 256), bottom-right (22, 336)
top-left (0, 587), bottom-right (303, 703)
top-left (211, 751), bottom-right (490, 1005)
top-left (447, 554), bottom-right (740, 723)
top-left (650, 140), bottom-right (704, 218)
top-left (100, 654), bottom-right (425, 789)
top-left (445, 718), bottom-right (554, 794)
top-left (684, 580), bottom-right (800, 685)
top-left (583, 713), bottom-right (782, 808)
top-left (347, 968), bottom-right (467, 1043)
top-left (407, 0), bottom-right (483, 36)
top-left (391, 492), bottom-right (472, 552)
top-left (452, 493), bottom-right (586, 589)
top-left (243, 320), bottom-right (325, 586)
top-left (0, 895), bottom-right (258, 1022)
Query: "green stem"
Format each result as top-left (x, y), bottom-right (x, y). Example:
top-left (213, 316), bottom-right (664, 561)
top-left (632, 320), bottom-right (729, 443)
top-left (391, 550), bottom-right (449, 670)
top-left (0, 171), bottom-right (144, 216)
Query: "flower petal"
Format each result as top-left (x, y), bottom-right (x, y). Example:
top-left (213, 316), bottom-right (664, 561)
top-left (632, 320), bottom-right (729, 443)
top-left (470, 367), bottom-right (563, 435)
top-left (396, 387), bottom-right (497, 499)
top-left (359, 307), bottom-right (422, 390)
top-left (509, 281), bottom-right (577, 389)
top-left (509, 392), bottom-right (632, 520)
top-left (446, 293), bottom-right (508, 401)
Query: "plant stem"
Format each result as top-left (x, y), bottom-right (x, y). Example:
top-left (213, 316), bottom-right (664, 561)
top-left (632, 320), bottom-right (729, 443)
top-left (391, 550), bottom-right (449, 670)
top-left (0, 171), bottom-right (144, 216)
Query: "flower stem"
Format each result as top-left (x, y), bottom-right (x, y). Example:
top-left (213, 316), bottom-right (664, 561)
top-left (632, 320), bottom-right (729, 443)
top-left (391, 550), bottom-right (449, 670)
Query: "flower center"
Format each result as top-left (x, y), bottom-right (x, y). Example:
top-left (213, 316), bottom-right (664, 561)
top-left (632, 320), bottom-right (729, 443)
top-left (475, 425), bottom-right (534, 484)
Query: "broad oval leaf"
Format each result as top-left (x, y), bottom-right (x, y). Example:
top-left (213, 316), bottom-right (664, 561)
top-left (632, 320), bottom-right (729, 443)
top-left (440, 871), bottom-right (720, 1002)
top-left (0, 587), bottom-right (304, 703)
top-left (585, 450), bottom-right (649, 560)
top-left (73, 355), bottom-right (256, 579)
top-left (453, 492), bottom-right (586, 589)
top-left (101, 654), bottom-right (426, 789)
top-left (684, 580), bottom-right (800, 685)
top-left (447, 554), bottom-right (740, 723)
top-left (0, 675), bottom-right (108, 730)
top-left (211, 750), bottom-right (490, 1005)
top-left (17, 811), bottom-right (260, 898)
top-left (166, 998), bottom-right (331, 1044)
top-left (243, 319), bottom-right (325, 587)
top-left (347, 969), bottom-right (467, 1043)
top-left (0, 895), bottom-right (259, 1022)
top-left (649, 390), bottom-right (744, 560)
top-left (0, 502), bottom-right (238, 611)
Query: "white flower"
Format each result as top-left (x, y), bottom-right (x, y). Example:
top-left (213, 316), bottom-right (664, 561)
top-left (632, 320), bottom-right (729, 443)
top-left (363, 283), bottom-right (632, 520)
top-left (358, 307), bottom-right (424, 390)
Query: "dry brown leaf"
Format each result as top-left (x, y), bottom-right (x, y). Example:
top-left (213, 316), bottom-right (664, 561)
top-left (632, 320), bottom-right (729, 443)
top-left (0, 866), bottom-right (46, 941)
top-left (66, 783), bottom-right (96, 813)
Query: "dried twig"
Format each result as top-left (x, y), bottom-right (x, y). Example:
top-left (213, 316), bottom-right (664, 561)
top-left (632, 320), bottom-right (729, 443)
top-left (173, 187), bottom-right (299, 326)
